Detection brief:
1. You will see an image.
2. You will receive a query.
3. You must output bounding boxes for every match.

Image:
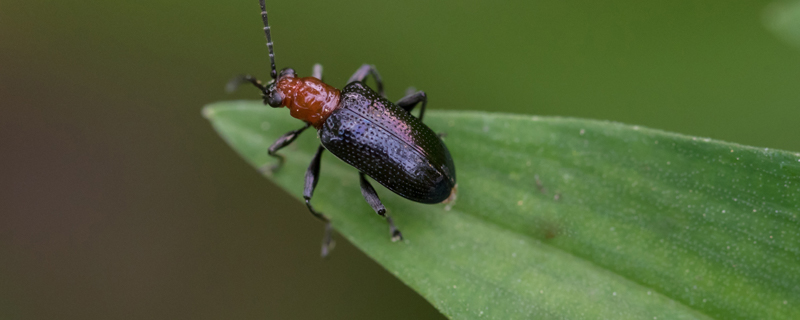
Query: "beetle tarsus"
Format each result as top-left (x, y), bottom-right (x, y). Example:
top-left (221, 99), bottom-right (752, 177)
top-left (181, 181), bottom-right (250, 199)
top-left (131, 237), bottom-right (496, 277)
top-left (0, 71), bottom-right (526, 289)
top-left (320, 222), bottom-right (335, 258)
top-left (304, 199), bottom-right (329, 222)
top-left (306, 198), bottom-right (336, 257)
top-left (387, 216), bottom-right (403, 242)
top-left (226, 74), bottom-right (265, 93)
top-left (258, 162), bottom-right (281, 176)
top-left (303, 145), bottom-right (337, 254)
top-left (359, 173), bottom-right (405, 242)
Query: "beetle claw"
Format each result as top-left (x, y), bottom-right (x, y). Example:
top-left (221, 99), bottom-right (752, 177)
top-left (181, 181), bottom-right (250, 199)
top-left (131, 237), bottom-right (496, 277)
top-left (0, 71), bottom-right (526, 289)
top-left (391, 230), bottom-right (403, 242)
top-left (386, 216), bottom-right (403, 242)
top-left (258, 162), bottom-right (281, 176)
top-left (321, 240), bottom-right (336, 258)
top-left (320, 222), bottom-right (335, 258)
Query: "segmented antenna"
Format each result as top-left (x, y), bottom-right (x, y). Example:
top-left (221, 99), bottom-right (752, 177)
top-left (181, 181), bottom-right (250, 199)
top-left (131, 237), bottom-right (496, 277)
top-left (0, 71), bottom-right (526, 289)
top-left (259, 0), bottom-right (277, 79)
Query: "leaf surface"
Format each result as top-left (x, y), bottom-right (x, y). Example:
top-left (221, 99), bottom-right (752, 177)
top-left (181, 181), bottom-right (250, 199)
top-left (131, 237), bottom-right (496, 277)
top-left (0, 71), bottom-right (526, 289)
top-left (204, 101), bottom-right (800, 319)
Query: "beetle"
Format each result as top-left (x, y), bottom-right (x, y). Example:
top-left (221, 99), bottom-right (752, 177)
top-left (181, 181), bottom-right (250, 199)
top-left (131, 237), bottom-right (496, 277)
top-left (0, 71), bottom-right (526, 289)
top-left (229, 0), bottom-right (456, 257)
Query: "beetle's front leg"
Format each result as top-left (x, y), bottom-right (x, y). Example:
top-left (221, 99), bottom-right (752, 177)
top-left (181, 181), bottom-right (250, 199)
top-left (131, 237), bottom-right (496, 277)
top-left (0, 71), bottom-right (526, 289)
top-left (260, 123), bottom-right (311, 174)
top-left (359, 172), bottom-right (403, 242)
top-left (347, 64), bottom-right (385, 97)
top-left (225, 74), bottom-right (266, 93)
top-left (304, 145), bottom-right (335, 257)
top-left (396, 90), bottom-right (428, 122)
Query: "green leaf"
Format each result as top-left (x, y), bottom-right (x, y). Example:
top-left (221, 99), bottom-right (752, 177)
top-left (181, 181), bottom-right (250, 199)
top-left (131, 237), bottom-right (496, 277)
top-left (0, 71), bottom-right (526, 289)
top-left (203, 101), bottom-right (800, 319)
top-left (765, 0), bottom-right (800, 50)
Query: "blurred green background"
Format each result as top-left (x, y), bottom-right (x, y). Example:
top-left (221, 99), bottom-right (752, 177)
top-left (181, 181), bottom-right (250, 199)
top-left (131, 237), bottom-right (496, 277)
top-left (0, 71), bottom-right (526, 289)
top-left (2, 0), bottom-right (799, 319)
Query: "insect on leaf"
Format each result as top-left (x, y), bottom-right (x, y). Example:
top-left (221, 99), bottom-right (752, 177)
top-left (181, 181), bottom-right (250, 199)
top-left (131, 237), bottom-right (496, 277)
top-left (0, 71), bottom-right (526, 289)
top-left (204, 100), bottom-right (800, 319)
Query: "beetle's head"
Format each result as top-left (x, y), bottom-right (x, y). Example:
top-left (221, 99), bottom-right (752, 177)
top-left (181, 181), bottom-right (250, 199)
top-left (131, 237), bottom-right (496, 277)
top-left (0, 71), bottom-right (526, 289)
top-left (262, 68), bottom-right (297, 108)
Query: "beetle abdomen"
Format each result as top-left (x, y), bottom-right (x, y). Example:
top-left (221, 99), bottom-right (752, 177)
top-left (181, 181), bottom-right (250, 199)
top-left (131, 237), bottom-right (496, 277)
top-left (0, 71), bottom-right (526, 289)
top-left (319, 82), bottom-right (455, 204)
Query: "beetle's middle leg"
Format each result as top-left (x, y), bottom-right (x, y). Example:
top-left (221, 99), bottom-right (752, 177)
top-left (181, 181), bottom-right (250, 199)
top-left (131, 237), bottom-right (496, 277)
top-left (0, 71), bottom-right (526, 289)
top-left (347, 64), bottom-right (385, 97)
top-left (359, 172), bottom-right (403, 242)
top-left (396, 90), bottom-right (428, 122)
top-left (304, 145), bottom-right (335, 257)
top-left (260, 123), bottom-right (311, 174)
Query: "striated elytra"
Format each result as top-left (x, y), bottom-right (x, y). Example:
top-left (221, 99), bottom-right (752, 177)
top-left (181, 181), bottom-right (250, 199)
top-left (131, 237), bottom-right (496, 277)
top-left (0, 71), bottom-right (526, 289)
top-left (226, 0), bottom-right (456, 257)
top-left (321, 82), bottom-right (456, 204)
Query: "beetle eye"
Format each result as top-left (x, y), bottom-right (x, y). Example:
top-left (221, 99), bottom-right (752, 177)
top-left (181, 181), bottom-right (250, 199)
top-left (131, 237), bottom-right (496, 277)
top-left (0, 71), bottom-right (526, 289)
top-left (265, 90), bottom-right (282, 108)
top-left (262, 80), bottom-right (282, 108)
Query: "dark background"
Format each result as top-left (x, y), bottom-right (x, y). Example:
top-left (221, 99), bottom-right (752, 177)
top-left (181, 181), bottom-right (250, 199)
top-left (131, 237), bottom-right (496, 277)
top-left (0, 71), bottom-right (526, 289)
top-left (2, 0), bottom-right (799, 319)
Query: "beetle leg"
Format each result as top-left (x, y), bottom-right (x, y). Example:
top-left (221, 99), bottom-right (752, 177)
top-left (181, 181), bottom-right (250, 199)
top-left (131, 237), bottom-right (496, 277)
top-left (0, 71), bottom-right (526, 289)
top-left (304, 145), bottom-right (335, 257)
top-left (225, 74), bottom-right (266, 93)
top-left (395, 90), bottom-right (428, 122)
top-left (386, 216), bottom-right (403, 242)
top-left (347, 64), bottom-right (385, 98)
top-left (312, 63), bottom-right (323, 81)
top-left (260, 123), bottom-right (311, 174)
top-left (359, 172), bottom-right (403, 242)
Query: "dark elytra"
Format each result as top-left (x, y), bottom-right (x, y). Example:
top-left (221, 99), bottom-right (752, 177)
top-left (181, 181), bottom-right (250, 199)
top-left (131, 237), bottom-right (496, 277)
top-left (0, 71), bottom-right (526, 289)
top-left (320, 82), bottom-right (456, 204)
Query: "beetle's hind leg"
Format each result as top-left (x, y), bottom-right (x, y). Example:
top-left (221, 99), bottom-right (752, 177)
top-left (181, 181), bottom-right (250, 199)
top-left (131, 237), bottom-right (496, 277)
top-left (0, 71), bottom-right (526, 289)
top-left (259, 123), bottom-right (311, 174)
top-left (347, 64), bottom-right (385, 98)
top-left (359, 172), bottom-right (403, 242)
top-left (396, 89), bottom-right (428, 122)
top-left (304, 145), bottom-right (336, 257)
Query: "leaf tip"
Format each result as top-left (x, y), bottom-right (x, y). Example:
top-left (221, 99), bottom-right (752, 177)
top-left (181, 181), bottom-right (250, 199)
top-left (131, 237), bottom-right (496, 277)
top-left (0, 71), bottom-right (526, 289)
top-left (201, 105), bottom-right (217, 119)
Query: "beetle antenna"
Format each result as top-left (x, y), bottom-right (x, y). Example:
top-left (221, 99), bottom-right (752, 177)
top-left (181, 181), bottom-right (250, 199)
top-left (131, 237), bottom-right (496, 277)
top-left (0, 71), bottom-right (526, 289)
top-left (259, 0), bottom-right (278, 80)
